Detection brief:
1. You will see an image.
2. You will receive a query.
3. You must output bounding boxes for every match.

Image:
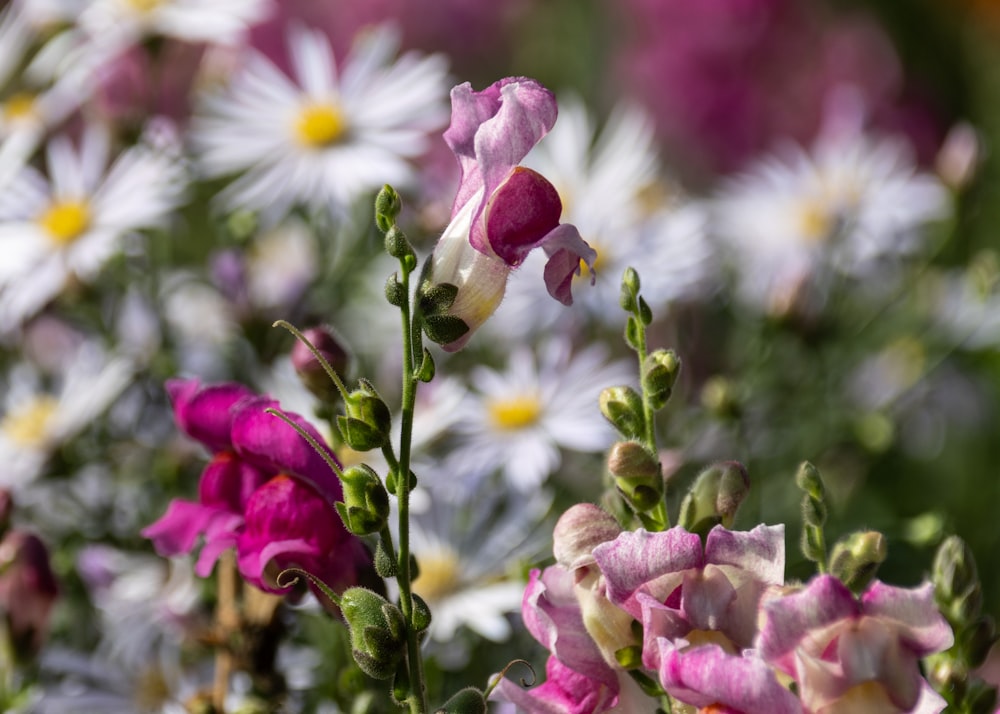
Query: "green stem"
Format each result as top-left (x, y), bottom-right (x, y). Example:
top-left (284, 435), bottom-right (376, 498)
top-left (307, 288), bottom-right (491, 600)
top-left (634, 318), bottom-right (670, 531)
top-left (394, 262), bottom-right (427, 714)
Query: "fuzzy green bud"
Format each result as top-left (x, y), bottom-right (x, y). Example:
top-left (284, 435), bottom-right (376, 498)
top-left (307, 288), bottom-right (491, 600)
top-left (701, 376), bottom-right (741, 420)
top-left (335, 465), bottom-right (390, 535)
top-left (607, 441), bottom-right (663, 512)
top-left (960, 616), bottom-right (998, 670)
top-left (385, 225), bottom-right (415, 262)
top-left (374, 540), bottom-right (397, 579)
top-left (933, 535), bottom-right (980, 617)
top-left (435, 687), bottom-right (487, 714)
top-left (599, 386), bottom-right (646, 440)
top-left (375, 184), bottom-right (402, 233)
top-left (620, 267), bottom-right (640, 312)
top-left (795, 461), bottom-right (825, 502)
top-left (829, 530), bottom-right (888, 594)
top-left (338, 380), bottom-right (392, 451)
top-left (678, 461), bottom-right (750, 536)
top-left (411, 593), bottom-right (432, 635)
top-left (642, 349), bottom-right (680, 410)
top-left (340, 587), bottom-right (406, 680)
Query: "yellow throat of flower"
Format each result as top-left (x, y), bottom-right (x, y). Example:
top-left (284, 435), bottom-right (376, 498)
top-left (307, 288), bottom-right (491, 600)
top-left (2, 396), bottom-right (58, 448)
top-left (39, 199), bottom-right (91, 246)
top-left (294, 102), bottom-right (347, 147)
top-left (487, 393), bottom-right (542, 431)
top-left (411, 548), bottom-right (461, 602)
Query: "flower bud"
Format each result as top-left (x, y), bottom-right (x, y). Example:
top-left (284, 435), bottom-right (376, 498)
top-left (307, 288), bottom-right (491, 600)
top-left (0, 530), bottom-right (59, 663)
top-left (619, 267), bottom-right (640, 312)
top-left (678, 461), bottom-right (749, 536)
top-left (340, 586), bottom-right (407, 680)
top-left (958, 616), bottom-right (997, 670)
top-left (385, 225), bottom-right (416, 265)
top-left (829, 530), bottom-right (888, 593)
top-left (794, 461), bottom-right (825, 502)
top-left (599, 386), bottom-right (645, 440)
top-left (607, 441), bottom-right (663, 514)
top-left (552, 503), bottom-right (622, 571)
top-left (701, 375), bottom-right (741, 420)
top-left (290, 325), bottom-right (351, 403)
top-left (335, 465), bottom-right (390, 535)
top-left (435, 687), bottom-right (487, 714)
top-left (642, 349), bottom-right (680, 410)
top-left (375, 184), bottom-right (402, 233)
top-left (338, 380), bottom-right (392, 451)
top-left (933, 535), bottom-right (981, 621)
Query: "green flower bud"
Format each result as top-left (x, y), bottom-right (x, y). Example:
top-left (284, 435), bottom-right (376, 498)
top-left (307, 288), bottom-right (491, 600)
top-left (411, 593), bottom-right (432, 635)
top-left (933, 535), bottom-right (980, 613)
top-left (340, 587), bottom-right (406, 680)
top-left (415, 348), bottom-right (435, 383)
top-left (599, 386), bottom-right (646, 440)
top-left (642, 349), bottom-right (680, 410)
top-left (607, 441), bottom-right (663, 513)
top-left (620, 267), bottom-right (640, 312)
top-left (338, 380), bottom-right (392, 451)
top-left (794, 461), bottom-right (825, 502)
top-left (385, 274), bottom-right (407, 307)
top-left (678, 461), bottom-right (749, 536)
top-left (375, 184), bottom-right (402, 233)
top-left (335, 465), bottom-right (390, 535)
top-left (829, 530), bottom-right (888, 594)
top-left (374, 540), bottom-right (397, 579)
top-left (435, 687), bottom-right (487, 714)
top-left (700, 375), bottom-right (741, 420)
top-left (385, 225), bottom-right (416, 263)
top-left (959, 616), bottom-right (998, 670)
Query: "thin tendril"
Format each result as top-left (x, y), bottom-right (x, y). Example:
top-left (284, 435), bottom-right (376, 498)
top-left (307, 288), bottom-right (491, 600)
top-left (484, 659), bottom-right (537, 697)
top-left (273, 319), bottom-right (349, 401)
top-left (264, 407), bottom-right (343, 478)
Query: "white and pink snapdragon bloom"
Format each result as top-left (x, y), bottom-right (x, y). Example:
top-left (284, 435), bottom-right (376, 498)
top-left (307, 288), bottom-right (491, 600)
top-left (496, 503), bottom-right (953, 714)
top-left (421, 77), bottom-right (596, 352)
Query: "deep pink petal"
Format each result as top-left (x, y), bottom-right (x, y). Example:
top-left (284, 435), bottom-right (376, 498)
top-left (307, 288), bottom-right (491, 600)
top-left (541, 223), bottom-right (597, 305)
top-left (198, 452), bottom-right (270, 513)
top-left (656, 641), bottom-right (803, 714)
top-left (142, 499), bottom-right (242, 559)
top-left (484, 167), bottom-right (563, 265)
top-left (494, 656), bottom-right (618, 714)
top-left (166, 378), bottom-right (253, 453)
top-left (230, 398), bottom-right (342, 502)
top-left (592, 527), bottom-right (704, 619)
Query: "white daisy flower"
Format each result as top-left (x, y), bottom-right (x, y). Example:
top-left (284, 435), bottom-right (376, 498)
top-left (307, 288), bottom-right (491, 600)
top-left (449, 339), bottom-right (632, 492)
top-left (405, 480), bottom-right (553, 667)
top-left (0, 343), bottom-right (134, 491)
top-left (711, 128), bottom-right (950, 315)
top-left (77, 0), bottom-right (273, 49)
top-left (491, 97), bottom-right (714, 336)
top-left (0, 120), bottom-right (187, 332)
top-left (190, 23), bottom-right (450, 221)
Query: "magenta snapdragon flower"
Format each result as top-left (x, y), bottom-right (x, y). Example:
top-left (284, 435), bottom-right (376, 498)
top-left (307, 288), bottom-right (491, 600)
top-left (422, 77), bottom-right (596, 351)
top-left (757, 574), bottom-right (953, 713)
top-left (143, 379), bottom-right (371, 600)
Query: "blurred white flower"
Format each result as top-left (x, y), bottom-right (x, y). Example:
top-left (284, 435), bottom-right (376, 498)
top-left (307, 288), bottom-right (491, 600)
top-left (0, 343), bottom-right (133, 491)
top-left (449, 339), bottom-right (631, 492)
top-left (77, 0), bottom-right (273, 49)
top-left (711, 126), bottom-right (950, 315)
top-left (405, 480), bottom-right (552, 667)
top-left (0, 120), bottom-right (187, 332)
top-left (490, 97), bottom-right (714, 336)
top-left (190, 23), bottom-right (449, 221)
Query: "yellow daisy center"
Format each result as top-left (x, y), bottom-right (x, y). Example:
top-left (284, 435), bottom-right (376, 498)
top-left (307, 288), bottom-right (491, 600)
top-left (487, 393), bottom-right (542, 431)
top-left (125, 0), bottom-right (162, 13)
top-left (798, 202), bottom-right (834, 244)
top-left (294, 102), bottom-right (347, 147)
top-left (3, 92), bottom-right (37, 122)
top-left (39, 199), bottom-right (91, 246)
top-left (1, 396), bottom-right (58, 448)
top-left (412, 548), bottom-right (461, 602)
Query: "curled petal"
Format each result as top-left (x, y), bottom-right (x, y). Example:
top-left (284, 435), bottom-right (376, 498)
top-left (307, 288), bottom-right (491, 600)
top-left (542, 223), bottom-right (597, 305)
top-left (705, 523), bottom-right (785, 586)
top-left (166, 378), bottom-right (253, 452)
top-left (484, 166), bottom-right (563, 265)
top-left (655, 641), bottom-right (803, 714)
top-left (860, 580), bottom-right (954, 656)
top-left (592, 527), bottom-right (703, 619)
top-left (141, 499), bottom-right (244, 576)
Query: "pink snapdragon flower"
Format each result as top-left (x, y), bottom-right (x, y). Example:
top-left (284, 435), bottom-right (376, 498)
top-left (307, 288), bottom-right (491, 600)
top-left (422, 77), bottom-right (596, 351)
top-left (756, 574), bottom-right (953, 713)
top-left (592, 524), bottom-right (785, 670)
top-left (143, 379), bottom-right (371, 600)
